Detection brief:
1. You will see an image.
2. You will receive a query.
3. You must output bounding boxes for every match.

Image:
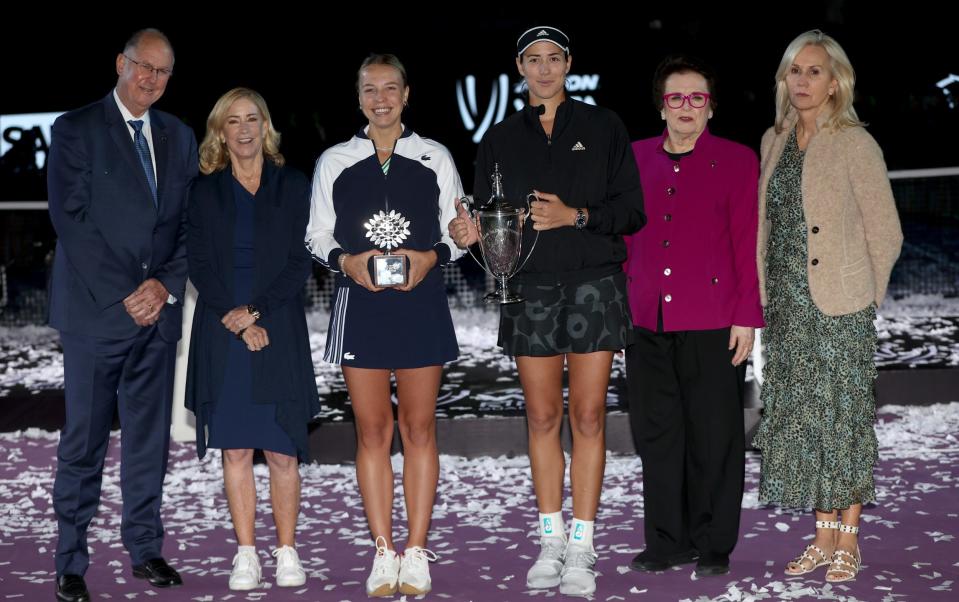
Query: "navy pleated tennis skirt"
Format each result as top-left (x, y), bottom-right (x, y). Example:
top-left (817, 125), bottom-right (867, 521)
top-left (324, 269), bottom-right (458, 369)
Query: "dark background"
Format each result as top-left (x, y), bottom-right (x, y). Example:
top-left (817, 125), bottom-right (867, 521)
top-left (2, 3), bottom-right (957, 196)
top-left (0, 3), bottom-right (956, 323)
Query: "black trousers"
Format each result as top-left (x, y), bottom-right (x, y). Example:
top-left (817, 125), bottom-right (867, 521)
top-left (626, 325), bottom-right (745, 563)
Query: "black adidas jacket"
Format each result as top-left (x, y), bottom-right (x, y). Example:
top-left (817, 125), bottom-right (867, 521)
top-left (473, 98), bottom-right (645, 283)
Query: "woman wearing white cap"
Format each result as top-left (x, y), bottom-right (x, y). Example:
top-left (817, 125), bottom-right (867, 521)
top-left (450, 25), bottom-right (646, 597)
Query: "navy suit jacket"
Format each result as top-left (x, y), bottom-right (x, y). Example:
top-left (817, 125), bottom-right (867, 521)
top-left (47, 92), bottom-right (198, 342)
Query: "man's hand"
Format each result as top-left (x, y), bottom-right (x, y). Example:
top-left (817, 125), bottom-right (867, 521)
top-left (123, 278), bottom-right (169, 327)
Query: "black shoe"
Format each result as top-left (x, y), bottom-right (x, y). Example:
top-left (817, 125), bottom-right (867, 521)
top-left (630, 548), bottom-right (699, 572)
top-left (695, 556), bottom-right (730, 576)
top-left (56, 574), bottom-right (90, 602)
top-left (131, 557), bottom-right (183, 588)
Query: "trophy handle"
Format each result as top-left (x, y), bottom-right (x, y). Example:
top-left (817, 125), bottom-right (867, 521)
top-left (457, 196), bottom-right (493, 277)
top-left (510, 193), bottom-right (540, 277)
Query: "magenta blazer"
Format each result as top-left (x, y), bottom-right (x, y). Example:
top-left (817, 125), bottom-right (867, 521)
top-left (625, 128), bottom-right (764, 332)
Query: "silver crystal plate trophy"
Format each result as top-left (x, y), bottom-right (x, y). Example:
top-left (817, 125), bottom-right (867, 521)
top-left (460, 164), bottom-right (538, 304)
top-left (364, 209), bottom-right (411, 287)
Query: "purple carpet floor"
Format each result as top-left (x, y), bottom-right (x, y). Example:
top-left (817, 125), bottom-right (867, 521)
top-left (1, 403), bottom-right (958, 601)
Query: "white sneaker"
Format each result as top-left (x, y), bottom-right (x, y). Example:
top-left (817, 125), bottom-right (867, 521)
top-left (229, 548), bottom-right (262, 591)
top-left (560, 542), bottom-right (598, 597)
top-left (272, 545), bottom-right (306, 587)
top-left (526, 535), bottom-right (566, 589)
top-left (366, 536), bottom-right (400, 597)
top-left (398, 546), bottom-right (438, 595)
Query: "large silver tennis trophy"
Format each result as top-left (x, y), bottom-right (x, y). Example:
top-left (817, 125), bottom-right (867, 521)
top-left (460, 164), bottom-right (539, 304)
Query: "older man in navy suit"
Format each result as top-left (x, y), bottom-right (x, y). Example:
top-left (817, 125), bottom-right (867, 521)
top-left (47, 28), bottom-right (197, 602)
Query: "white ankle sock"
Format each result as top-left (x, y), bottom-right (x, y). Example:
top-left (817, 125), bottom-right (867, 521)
top-left (238, 545), bottom-right (256, 556)
top-left (539, 511), bottom-right (565, 538)
top-left (569, 518), bottom-right (594, 548)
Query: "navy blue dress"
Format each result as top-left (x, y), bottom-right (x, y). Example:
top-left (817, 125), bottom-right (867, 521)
top-left (313, 130), bottom-right (462, 369)
top-left (206, 179), bottom-right (296, 455)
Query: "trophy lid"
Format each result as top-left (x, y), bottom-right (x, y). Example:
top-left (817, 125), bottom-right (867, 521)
top-left (479, 163), bottom-right (520, 213)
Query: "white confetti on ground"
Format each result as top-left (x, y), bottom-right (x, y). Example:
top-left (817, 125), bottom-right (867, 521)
top-left (1, 403), bottom-right (957, 600)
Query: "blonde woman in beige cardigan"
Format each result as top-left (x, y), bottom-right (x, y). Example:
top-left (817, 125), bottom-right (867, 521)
top-left (753, 30), bottom-right (902, 583)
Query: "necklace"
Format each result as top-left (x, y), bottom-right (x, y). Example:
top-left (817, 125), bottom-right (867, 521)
top-left (375, 145), bottom-right (394, 152)
top-left (232, 170), bottom-right (260, 182)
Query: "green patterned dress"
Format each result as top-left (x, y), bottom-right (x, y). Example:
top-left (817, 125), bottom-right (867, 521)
top-left (753, 130), bottom-right (878, 510)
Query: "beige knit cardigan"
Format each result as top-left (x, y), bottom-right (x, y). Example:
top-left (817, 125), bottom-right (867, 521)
top-left (757, 110), bottom-right (903, 316)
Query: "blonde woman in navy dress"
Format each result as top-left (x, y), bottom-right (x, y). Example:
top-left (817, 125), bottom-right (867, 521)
top-left (187, 88), bottom-right (319, 592)
top-left (305, 54), bottom-right (464, 597)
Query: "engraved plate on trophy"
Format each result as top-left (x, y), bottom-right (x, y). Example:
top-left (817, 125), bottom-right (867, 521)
top-left (364, 209), bottom-right (411, 287)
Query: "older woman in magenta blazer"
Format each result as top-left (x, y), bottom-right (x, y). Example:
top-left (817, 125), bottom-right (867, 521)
top-left (624, 55), bottom-right (763, 577)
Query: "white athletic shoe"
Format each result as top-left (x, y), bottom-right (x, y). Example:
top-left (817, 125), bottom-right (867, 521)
top-left (559, 541), bottom-right (598, 597)
top-left (228, 548), bottom-right (261, 591)
top-left (272, 545), bottom-right (306, 587)
top-left (365, 536), bottom-right (400, 597)
top-left (526, 535), bottom-right (567, 589)
top-left (398, 546), bottom-right (438, 595)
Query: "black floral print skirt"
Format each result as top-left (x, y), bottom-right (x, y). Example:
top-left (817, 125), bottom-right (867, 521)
top-left (498, 271), bottom-right (634, 356)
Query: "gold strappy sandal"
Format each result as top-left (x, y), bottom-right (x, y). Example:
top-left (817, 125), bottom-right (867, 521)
top-left (784, 520), bottom-right (838, 576)
top-left (825, 523), bottom-right (861, 582)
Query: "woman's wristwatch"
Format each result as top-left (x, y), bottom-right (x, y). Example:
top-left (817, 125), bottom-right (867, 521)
top-left (574, 208), bottom-right (588, 230)
top-left (247, 305), bottom-right (261, 321)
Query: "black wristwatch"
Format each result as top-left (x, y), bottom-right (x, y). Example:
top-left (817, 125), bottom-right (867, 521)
top-left (247, 304), bottom-right (261, 320)
top-left (574, 208), bottom-right (588, 230)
